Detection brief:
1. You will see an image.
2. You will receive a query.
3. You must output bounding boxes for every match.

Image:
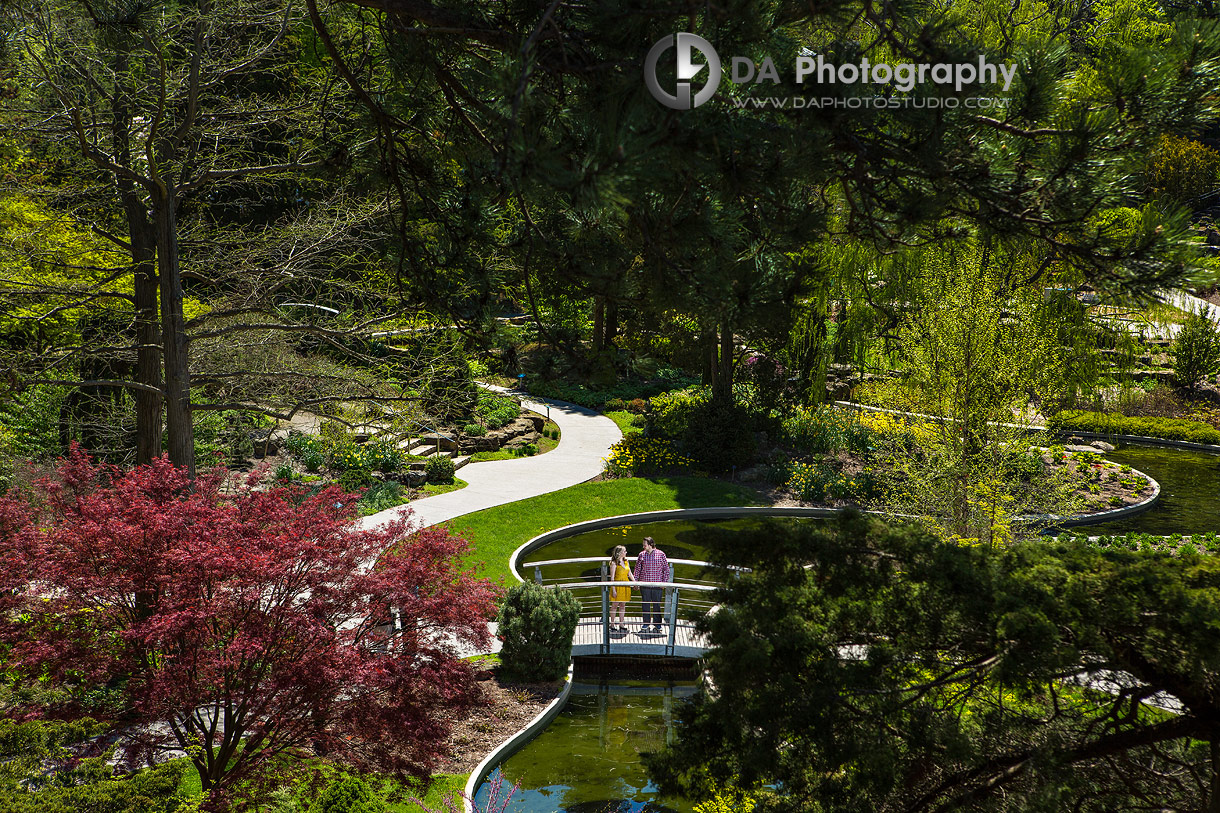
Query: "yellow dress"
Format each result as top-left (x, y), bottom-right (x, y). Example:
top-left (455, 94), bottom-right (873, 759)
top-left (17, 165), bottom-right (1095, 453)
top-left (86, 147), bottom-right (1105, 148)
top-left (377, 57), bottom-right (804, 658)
top-left (610, 562), bottom-right (632, 602)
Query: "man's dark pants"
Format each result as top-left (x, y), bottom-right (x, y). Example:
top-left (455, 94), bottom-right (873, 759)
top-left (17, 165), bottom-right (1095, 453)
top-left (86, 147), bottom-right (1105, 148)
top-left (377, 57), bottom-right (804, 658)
top-left (640, 586), bottom-right (663, 627)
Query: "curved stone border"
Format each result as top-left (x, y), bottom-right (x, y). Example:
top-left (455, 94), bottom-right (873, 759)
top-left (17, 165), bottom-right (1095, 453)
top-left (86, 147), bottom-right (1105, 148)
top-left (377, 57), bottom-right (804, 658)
top-left (834, 400), bottom-right (1220, 454)
top-left (508, 506), bottom-right (854, 582)
top-left (1041, 428), bottom-right (1220, 455)
top-left (462, 665), bottom-right (575, 813)
top-left (1026, 469), bottom-right (1161, 528)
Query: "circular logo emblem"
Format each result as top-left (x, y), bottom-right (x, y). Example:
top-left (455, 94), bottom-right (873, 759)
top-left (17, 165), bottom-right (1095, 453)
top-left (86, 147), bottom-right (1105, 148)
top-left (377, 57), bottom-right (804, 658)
top-left (644, 33), bottom-right (721, 110)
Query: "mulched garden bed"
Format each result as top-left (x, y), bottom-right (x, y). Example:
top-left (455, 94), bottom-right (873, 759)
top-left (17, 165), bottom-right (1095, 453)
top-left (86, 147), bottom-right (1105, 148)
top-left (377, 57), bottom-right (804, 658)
top-left (436, 660), bottom-right (565, 775)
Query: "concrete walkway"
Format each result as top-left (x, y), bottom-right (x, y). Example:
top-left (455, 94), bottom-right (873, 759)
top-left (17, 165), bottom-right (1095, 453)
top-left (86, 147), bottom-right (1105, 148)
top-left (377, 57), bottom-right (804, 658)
top-left (359, 390), bottom-right (622, 532)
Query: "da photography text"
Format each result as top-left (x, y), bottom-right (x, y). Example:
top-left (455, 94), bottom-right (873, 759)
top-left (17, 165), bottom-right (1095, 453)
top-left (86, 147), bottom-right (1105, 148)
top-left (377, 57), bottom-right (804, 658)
top-left (645, 32), bottom-right (1017, 111)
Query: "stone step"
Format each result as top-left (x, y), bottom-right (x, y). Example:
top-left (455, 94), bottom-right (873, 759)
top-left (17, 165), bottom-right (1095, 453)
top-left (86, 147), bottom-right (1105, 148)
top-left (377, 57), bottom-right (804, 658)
top-left (453, 455), bottom-right (471, 470)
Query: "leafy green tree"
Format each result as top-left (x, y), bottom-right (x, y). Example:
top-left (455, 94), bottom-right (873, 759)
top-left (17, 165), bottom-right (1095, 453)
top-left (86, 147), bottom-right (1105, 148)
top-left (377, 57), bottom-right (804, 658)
top-left (496, 582), bottom-right (580, 683)
top-left (861, 240), bottom-right (1080, 544)
top-left (309, 0), bottom-right (1220, 405)
top-left (648, 514), bottom-right (1220, 813)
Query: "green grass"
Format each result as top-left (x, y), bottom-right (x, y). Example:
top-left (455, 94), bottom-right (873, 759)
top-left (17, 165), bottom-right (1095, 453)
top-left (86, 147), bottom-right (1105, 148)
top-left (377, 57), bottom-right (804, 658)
top-left (420, 477), bottom-right (468, 497)
top-left (383, 774), bottom-right (467, 813)
top-left (446, 476), bottom-right (765, 584)
top-left (604, 410), bottom-right (643, 437)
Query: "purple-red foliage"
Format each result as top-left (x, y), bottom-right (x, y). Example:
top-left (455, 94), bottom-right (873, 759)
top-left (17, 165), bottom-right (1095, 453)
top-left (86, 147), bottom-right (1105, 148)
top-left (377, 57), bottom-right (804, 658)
top-left (0, 446), bottom-right (501, 797)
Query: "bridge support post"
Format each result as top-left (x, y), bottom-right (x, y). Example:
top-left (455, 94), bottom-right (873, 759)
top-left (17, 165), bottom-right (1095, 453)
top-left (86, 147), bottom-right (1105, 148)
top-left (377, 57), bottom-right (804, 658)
top-left (665, 588), bottom-right (679, 656)
top-left (601, 583), bottom-right (610, 655)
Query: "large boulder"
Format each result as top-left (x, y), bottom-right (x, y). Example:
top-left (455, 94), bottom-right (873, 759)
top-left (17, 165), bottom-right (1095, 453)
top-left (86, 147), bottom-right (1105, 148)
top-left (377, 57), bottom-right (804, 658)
top-left (504, 431), bottom-right (542, 448)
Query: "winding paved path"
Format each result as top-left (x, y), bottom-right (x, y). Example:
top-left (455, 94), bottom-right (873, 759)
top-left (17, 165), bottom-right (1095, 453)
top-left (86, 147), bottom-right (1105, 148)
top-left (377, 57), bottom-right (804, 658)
top-left (358, 389), bottom-right (622, 531)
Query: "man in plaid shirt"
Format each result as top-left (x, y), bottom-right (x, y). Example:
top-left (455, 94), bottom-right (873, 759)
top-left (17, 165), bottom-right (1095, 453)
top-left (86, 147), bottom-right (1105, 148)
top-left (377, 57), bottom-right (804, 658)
top-left (633, 536), bottom-right (670, 633)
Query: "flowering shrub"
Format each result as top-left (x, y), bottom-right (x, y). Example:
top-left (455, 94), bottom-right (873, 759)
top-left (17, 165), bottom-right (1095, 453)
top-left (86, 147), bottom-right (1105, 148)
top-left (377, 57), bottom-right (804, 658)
top-left (784, 462), bottom-right (877, 502)
top-left (603, 435), bottom-right (695, 477)
top-left (328, 441), bottom-right (368, 472)
top-left (364, 439), bottom-right (404, 473)
top-left (857, 411), bottom-right (937, 448)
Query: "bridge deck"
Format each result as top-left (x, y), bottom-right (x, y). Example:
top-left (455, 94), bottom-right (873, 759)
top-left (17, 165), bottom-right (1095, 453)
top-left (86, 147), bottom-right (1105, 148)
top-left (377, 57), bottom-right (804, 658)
top-left (571, 617), bottom-right (709, 657)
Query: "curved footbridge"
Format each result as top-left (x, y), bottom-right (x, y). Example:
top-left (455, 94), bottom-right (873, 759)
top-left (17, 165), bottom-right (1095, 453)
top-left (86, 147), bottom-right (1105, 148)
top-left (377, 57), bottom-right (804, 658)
top-left (525, 556), bottom-right (733, 658)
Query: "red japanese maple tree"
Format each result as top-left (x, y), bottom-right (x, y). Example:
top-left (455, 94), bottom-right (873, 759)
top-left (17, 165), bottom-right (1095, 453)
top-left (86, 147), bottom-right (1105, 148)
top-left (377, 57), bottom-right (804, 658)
top-left (0, 447), bottom-right (500, 799)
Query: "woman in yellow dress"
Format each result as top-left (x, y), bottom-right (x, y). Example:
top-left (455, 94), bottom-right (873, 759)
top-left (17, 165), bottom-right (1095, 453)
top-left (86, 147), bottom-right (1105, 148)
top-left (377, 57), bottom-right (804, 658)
top-left (609, 545), bottom-right (632, 633)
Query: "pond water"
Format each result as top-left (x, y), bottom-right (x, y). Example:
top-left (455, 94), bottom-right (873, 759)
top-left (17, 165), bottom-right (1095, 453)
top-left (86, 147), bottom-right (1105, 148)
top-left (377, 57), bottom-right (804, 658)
top-left (471, 678), bottom-right (700, 813)
top-left (1080, 443), bottom-right (1220, 536)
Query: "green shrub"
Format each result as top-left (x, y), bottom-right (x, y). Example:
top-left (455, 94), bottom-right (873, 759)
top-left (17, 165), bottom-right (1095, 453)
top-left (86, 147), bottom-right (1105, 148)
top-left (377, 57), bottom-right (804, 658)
top-left (307, 774), bottom-right (383, 813)
top-left (630, 414), bottom-right (647, 429)
top-left (475, 391), bottom-right (520, 429)
top-left (1146, 133), bottom-right (1220, 203)
top-left (0, 384), bottom-right (67, 461)
top-left (603, 397), bottom-right (628, 412)
top-left (463, 423), bottom-right (486, 436)
top-left (425, 455), bottom-right (455, 483)
top-left (649, 387), bottom-right (708, 438)
top-left (338, 468), bottom-right (373, 491)
top-left (680, 400), bottom-right (756, 472)
top-left (301, 448), bottom-right (326, 473)
top-left (357, 480), bottom-right (405, 515)
top-left (284, 432), bottom-right (320, 458)
top-left (520, 443), bottom-right (538, 456)
top-left (274, 463), bottom-right (294, 482)
top-left (1047, 410), bottom-right (1220, 445)
top-left (496, 582), bottom-right (580, 682)
top-left (1171, 307), bottom-right (1220, 388)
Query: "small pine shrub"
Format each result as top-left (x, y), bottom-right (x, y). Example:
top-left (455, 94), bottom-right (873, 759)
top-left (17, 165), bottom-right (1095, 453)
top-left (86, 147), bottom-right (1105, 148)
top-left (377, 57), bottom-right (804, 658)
top-left (339, 468), bottom-right (373, 491)
top-left (497, 582), bottom-right (580, 682)
top-left (464, 423), bottom-right (487, 437)
top-left (425, 455), bottom-right (456, 483)
top-left (1171, 307), bottom-right (1220, 389)
top-left (307, 774), bottom-right (383, 813)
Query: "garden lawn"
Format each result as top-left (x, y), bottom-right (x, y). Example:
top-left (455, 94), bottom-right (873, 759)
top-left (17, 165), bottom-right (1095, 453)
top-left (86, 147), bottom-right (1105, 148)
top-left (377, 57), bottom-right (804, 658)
top-left (447, 476), bottom-right (764, 584)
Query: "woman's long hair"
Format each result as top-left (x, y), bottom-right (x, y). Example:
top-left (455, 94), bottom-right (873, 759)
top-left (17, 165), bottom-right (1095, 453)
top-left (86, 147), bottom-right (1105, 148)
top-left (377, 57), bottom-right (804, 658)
top-left (611, 545), bottom-right (627, 566)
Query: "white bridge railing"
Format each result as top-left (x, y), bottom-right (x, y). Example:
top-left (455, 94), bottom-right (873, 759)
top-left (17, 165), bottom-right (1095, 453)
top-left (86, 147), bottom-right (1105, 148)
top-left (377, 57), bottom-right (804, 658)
top-left (525, 557), bottom-right (744, 656)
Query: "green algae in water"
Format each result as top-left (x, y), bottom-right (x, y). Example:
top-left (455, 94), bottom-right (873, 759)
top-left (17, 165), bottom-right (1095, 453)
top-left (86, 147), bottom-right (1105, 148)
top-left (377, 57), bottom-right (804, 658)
top-left (473, 680), bottom-right (698, 813)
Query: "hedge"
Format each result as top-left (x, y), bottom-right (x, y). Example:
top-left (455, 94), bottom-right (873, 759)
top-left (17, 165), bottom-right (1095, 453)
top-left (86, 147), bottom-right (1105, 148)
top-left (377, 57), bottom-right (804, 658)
top-left (1047, 410), bottom-right (1220, 445)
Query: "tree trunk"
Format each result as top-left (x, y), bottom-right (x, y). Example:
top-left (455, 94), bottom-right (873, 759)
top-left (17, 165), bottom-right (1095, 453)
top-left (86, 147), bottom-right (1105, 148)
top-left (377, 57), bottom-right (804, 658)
top-left (713, 319), bottom-right (734, 406)
top-left (155, 187), bottom-right (195, 478)
top-left (113, 47), bottom-right (163, 464)
top-left (605, 302), bottom-right (619, 348)
top-left (1210, 737), bottom-right (1220, 813)
top-left (701, 329), bottom-right (716, 388)
top-left (592, 297), bottom-right (605, 353)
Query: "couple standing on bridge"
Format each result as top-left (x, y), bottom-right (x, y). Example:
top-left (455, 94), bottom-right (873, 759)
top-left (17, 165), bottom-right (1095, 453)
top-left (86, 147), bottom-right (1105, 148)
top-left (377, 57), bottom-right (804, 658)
top-left (608, 537), bottom-right (670, 635)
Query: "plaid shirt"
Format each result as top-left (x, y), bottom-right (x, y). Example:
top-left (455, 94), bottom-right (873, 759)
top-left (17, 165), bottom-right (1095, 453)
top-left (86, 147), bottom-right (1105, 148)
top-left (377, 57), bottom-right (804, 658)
top-left (633, 548), bottom-right (669, 583)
